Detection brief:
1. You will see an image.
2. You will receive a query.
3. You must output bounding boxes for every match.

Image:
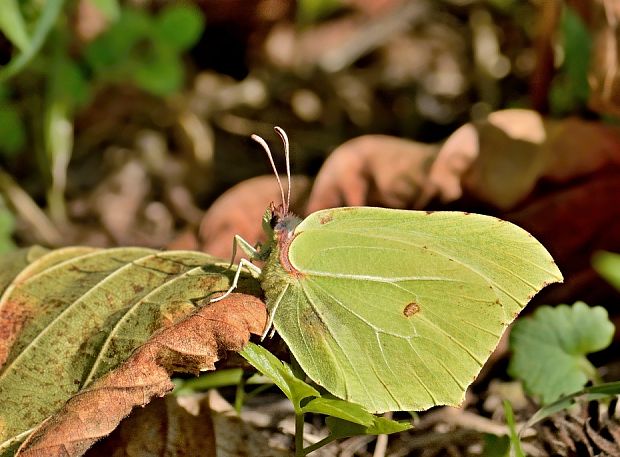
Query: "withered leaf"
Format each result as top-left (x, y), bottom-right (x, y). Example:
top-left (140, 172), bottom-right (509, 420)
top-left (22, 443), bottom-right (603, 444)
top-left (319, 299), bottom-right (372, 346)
top-left (0, 247), bottom-right (265, 456)
top-left (86, 395), bottom-right (217, 457)
top-left (420, 109), bottom-right (620, 210)
top-left (200, 175), bottom-right (311, 261)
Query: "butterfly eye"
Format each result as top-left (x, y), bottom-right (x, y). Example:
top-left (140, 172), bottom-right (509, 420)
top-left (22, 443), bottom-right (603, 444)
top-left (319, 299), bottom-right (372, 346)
top-left (269, 214), bottom-right (279, 229)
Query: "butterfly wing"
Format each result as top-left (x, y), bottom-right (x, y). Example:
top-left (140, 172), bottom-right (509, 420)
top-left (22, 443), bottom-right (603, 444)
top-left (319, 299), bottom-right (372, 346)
top-left (266, 207), bottom-right (562, 413)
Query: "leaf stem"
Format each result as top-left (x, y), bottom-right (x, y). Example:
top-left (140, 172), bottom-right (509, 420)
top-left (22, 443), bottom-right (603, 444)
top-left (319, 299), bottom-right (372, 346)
top-left (295, 412), bottom-right (306, 457)
top-left (301, 434), bottom-right (338, 456)
top-left (234, 375), bottom-right (246, 413)
top-left (579, 357), bottom-right (602, 385)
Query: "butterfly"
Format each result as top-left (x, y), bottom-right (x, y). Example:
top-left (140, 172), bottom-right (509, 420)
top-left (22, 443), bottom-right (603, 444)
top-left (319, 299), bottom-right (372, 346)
top-left (212, 127), bottom-right (562, 413)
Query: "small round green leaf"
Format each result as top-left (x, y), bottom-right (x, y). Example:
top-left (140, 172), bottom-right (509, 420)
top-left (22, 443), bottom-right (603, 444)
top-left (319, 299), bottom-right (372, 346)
top-left (84, 9), bottom-right (150, 72)
top-left (509, 301), bottom-right (614, 403)
top-left (154, 5), bottom-right (205, 51)
top-left (133, 48), bottom-right (184, 96)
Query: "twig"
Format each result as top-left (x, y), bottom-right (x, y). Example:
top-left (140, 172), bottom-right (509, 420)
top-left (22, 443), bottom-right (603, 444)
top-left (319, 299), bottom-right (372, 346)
top-left (0, 168), bottom-right (62, 245)
top-left (372, 411), bottom-right (392, 457)
top-left (319, 0), bottom-right (430, 72)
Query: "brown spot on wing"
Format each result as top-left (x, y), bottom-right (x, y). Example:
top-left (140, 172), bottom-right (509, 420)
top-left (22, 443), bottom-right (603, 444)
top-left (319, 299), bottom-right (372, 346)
top-left (319, 213), bottom-right (333, 224)
top-left (403, 302), bottom-right (420, 317)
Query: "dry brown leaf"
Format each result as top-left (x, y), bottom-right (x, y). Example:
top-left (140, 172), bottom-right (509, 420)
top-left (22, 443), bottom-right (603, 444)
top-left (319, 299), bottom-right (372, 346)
top-left (15, 293), bottom-right (266, 457)
top-left (86, 395), bottom-right (216, 457)
top-left (507, 173), bottom-right (620, 304)
top-left (305, 135), bottom-right (437, 213)
top-left (200, 175), bottom-right (311, 261)
top-left (419, 109), bottom-right (620, 210)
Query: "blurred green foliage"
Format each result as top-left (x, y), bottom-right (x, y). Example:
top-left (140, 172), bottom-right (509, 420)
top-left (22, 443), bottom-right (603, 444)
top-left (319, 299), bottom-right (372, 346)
top-left (0, 204), bottom-right (16, 254)
top-left (85, 4), bottom-right (205, 96)
top-left (297, 0), bottom-right (343, 24)
top-left (593, 251), bottom-right (620, 290)
top-left (0, 87), bottom-right (25, 157)
top-left (549, 5), bottom-right (591, 115)
top-left (0, 1), bottom-right (206, 230)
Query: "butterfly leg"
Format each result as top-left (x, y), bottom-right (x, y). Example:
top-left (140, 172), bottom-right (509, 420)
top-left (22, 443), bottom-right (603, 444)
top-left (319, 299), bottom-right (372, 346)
top-left (261, 283), bottom-right (289, 340)
top-left (210, 258), bottom-right (262, 302)
top-left (228, 235), bottom-right (260, 269)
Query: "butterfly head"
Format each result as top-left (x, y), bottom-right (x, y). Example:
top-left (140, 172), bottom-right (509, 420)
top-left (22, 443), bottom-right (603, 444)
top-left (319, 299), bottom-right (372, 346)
top-left (263, 202), bottom-right (301, 239)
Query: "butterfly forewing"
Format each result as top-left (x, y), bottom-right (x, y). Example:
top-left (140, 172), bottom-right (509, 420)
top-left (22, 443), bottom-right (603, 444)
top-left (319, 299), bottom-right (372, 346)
top-left (265, 207), bottom-right (562, 413)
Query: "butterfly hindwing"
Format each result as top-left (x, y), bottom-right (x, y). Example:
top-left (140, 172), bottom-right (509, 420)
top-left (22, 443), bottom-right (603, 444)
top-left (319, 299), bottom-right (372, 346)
top-left (263, 207), bottom-right (562, 413)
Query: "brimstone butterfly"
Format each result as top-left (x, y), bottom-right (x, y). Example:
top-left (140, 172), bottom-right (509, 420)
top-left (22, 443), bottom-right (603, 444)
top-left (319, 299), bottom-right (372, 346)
top-left (213, 127), bottom-right (562, 413)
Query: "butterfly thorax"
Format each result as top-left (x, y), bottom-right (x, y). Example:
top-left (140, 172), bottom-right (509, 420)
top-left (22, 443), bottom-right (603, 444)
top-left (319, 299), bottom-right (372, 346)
top-left (259, 210), bottom-right (303, 308)
top-left (274, 214), bottom-right (302, 236)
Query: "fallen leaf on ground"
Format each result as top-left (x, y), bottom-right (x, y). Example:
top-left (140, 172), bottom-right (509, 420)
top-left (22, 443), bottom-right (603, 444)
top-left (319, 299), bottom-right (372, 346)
top-left (86, 395), bottom-right (216, 457)
top-left (200, 175), bottom-right (311, 261)
top-left (506, 173), bottom-right (620, 304)
top-left (14, 293), bottom-right (266, 457)
top-left (305, 135), bottom-right (437, 213)
top-left (419, 109), bottom-right (620, 210)
top-left (0, 246), bottom-right (265, 456)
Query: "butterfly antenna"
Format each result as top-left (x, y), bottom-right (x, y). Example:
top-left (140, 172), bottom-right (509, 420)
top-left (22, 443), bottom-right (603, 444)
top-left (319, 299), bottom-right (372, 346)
top-left (251, 133), bottom-right (286, 210)
top-left (274, 126), bottom-right (291, 214)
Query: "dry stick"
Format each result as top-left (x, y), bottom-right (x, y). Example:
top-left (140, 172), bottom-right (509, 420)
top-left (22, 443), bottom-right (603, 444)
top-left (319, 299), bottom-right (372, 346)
top-left (177, 111), bottom-right (214, 166)
top-left (319, 0), bottom-right (430, 72)
top-left (602, 0), bottom-right (619, 101)
top-left (340, 435), bottom-right (375, 457)
top-left (390, 428), bottom-right (543, 457)
top-left (387, 407), bottom-right (543, 457)
top-left (372, 411), bottom-right (392, 457)
top-left (0, 168), bottom-right (62, 245)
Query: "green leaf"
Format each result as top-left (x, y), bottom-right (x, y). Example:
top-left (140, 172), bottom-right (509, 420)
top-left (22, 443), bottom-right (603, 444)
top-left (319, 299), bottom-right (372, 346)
top-left (301, 397), bottom-right (375, 426)
top-left (261, 207), bottom-right (562, 413)
top-left (0, 107), bottom-right (26, 156)
top-left (0, 248), bottom-right (238, 452)
top-left (53, 58), bottom-right (91, 108)
top-left (561, 6), bottom-right (591, 101)
top-left (508, 302), bottom-right (614, 403)
top-left (173, 368), bottom-right (244, 395)
top-left (240, 342), bottom-right (319, 413)
top-left (0, 0), bottom-right (65, 82)
top-left (91, 0), bottom-right (120, 21)
top-left (84, 8), bottom-right (150, 73)
top-left (503, 400), bottom-right (525, 457)
top-left (0, 0), bottom-right (30, 52)
top-left (0, 208), bottom-right (16, 254)
top-left (325, 415), bottom-right (411, 440)
top-left (297, 0), bottom-right (343, 24)
top-left (526, 380), bottom-right (620, 430)
top-left (154, 4), bottom-right (205, 51)
top-left (549, 6), bottom-right (591, 114)
top-left (133, 47), bottom-right (184, 96)
top-left (0, 246), bottom-right (47, 294)
top-left (483, 434), bottom-right (511, 457)
top-left (593, 251), bottom-right (620, 291)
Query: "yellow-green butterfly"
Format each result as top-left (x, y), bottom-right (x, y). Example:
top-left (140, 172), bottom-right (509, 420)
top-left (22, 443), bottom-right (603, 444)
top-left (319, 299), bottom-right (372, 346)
top-left (213, 127), bottom-right (562, 413)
